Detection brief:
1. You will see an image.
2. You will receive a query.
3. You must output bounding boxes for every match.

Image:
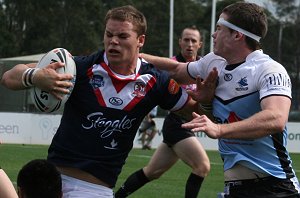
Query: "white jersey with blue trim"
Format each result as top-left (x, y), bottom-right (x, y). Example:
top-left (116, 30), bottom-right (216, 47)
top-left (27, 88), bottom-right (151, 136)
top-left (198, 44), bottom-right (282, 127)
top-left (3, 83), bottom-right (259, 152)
top-left (188, 50), bottom-right (296, 179)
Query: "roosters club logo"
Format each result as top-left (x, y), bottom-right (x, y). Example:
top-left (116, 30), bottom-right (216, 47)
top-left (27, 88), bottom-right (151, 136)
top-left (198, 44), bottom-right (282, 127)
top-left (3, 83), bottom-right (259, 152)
top-left (132, 82), bottom-right (146, 97)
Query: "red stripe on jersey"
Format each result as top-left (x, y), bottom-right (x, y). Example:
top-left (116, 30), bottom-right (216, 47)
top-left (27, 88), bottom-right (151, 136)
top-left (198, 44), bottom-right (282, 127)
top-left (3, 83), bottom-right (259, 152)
top-left (123, 76), bottom-right (156, 111)
top-left (100, 61), bottom-right (138, 93)
top-left (94, 88), bottom-right (106, 107)
top-left (87, 66), bottom-right (93, 77)
top-left (86, 67), bottom-right (106, 106)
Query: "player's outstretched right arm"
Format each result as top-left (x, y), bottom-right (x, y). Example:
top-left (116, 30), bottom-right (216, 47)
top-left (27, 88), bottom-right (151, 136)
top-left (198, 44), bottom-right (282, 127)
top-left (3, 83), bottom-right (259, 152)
top-left (140, 53), bottom-right (194, 85)
top-left (1, 62), bottom-right (73, 100)
top-left (1, 63), bottom-right (36, 90)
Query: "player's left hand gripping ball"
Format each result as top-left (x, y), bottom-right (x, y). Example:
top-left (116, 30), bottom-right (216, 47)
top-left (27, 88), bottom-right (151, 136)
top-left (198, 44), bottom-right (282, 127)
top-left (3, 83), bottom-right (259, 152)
top-left (31, 48), bottom-right (76, 113)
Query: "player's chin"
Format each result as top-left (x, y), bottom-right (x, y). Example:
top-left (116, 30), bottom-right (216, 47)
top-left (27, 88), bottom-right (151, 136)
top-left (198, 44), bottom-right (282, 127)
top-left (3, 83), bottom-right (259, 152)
top-left (213, 46), bottom-right (222, 56)
top-left (106, 54), bottom-right (122, 64)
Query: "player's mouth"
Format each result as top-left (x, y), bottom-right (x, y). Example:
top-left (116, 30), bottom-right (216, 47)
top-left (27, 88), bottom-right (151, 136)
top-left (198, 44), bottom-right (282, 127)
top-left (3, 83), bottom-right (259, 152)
top-left (186, 49), bottom-right (193, 53)
top-left (108, 49), bottom-right (121, 55)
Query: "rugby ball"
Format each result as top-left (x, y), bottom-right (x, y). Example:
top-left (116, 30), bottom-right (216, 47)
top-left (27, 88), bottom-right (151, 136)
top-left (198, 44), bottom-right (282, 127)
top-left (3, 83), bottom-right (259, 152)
top-left (30, 48), bottom-right (76, 113)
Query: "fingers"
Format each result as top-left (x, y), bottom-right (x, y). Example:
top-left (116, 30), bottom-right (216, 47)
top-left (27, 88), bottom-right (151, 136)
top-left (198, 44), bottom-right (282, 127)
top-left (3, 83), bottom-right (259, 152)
top-left (204, 69), bottom-right (218, 85)
top-left (47, 62), bottom-right (65, 70)
top-left (186, 89), bottom-right (197, 101)
top-left (50, 83), bottom-right (73, 100)
top-left (182, 121), bottom-right (202, 132)
top-left (50, 91), bottom-right (65, 100)
top-left (192, 111), bottom-right (201, 118)
top-left (195, 76), bottom-right (202, 91)
top-left (47, 62), bottom-right (74, 80)
top-left (52, 80), bottom-right (73, 93)
top-left (182, 113), bottom-right (206, 131)
top-left (57, 73), bottom-right (74, 81)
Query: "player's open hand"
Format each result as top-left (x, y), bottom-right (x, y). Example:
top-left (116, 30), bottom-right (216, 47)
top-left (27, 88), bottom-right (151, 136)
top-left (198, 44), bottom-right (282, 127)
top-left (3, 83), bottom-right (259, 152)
top-left (187, 67), bottom-right (218, 104)
top-left (33, 62), bottom-right (74, 100)
top-left (182, 112), bottom-right (221, 139)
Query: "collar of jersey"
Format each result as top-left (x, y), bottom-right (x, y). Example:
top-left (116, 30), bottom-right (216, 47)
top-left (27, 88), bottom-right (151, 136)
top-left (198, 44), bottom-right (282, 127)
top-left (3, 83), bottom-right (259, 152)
top-left (103, 52), bottom-right (141, 79)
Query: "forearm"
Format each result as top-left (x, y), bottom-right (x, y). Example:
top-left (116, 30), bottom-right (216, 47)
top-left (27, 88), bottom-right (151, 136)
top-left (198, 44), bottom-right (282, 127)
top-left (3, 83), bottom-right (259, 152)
top-left (140, 53), bottom-right (192, 84)
top-left (1, 63), bottom-right (36, 90)
top-left (140, 53), bottom-right (178, 73)
top-left (219, 109), bottom-right (286, 139)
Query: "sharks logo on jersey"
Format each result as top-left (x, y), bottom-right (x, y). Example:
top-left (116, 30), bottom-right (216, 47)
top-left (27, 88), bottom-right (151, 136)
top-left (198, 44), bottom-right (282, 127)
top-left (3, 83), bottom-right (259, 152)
top-left (236, 77), bottom-right (248, 91)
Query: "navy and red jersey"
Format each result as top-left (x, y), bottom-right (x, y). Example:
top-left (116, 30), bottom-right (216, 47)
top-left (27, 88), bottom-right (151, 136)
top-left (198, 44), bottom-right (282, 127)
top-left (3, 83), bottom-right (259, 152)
top-left (47, 49), bottom-right (189, 187)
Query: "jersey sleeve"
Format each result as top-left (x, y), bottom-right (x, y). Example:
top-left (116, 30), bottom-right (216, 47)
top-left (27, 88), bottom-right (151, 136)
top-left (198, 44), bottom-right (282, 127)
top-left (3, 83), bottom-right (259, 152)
top-left (74, 50), bottom-right (103, 79)
top-left (187, 52), bottom-right (225, 79)
top-left (257, 61), bottom-right (292, 100)
top-left (157, 71), bottom-right (189, 112)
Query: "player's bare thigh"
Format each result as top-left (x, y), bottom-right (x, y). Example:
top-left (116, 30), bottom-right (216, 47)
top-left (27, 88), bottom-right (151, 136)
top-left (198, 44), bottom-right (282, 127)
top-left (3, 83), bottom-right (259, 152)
top-left (143, 143), bottom-right (179, 180)
top-left (172, 136), bottom-right (210, 177)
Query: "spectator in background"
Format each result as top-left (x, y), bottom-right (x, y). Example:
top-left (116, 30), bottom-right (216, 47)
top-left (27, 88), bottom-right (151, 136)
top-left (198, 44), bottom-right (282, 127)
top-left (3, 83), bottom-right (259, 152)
top-left (17, 159), bottom-right (62, 198)
top-left (138, 106), bottom-right (159, 150)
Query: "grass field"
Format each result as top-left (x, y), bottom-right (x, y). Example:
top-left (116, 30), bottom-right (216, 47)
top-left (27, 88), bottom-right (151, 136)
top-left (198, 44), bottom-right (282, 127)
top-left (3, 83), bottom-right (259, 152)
top-left (0, 144), bottom-right (299, 197)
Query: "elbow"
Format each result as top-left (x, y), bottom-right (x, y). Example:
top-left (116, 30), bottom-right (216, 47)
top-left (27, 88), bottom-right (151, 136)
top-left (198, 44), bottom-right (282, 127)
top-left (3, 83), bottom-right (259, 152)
top-left (272, 114), bottom-right (288, 133)
top-left (274, 121), bottom-right (286, 133)
top-left (1, 73), bottom-right (18, 90)
top-left (0, 74), bottom-right (8, 88)
top-left (169, 69), bottom-right (179, 79)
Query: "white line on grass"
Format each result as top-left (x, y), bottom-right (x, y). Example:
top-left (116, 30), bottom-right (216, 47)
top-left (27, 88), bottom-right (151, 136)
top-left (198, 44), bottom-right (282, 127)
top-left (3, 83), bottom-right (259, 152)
top-left (129, 154), bottom-right (151, 159)
top-left (129, 154), bottom-right (223, 166)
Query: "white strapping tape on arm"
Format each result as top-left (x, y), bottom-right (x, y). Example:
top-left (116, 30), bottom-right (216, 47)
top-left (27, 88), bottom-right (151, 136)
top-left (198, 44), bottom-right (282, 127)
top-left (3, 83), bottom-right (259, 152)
top-left (217, 18), bottom-right (261, 42)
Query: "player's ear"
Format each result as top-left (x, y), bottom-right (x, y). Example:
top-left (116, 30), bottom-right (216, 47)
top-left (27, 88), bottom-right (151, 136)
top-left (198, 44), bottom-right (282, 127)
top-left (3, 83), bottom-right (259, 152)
top-left (235, 31), bottom-right (244, 41)
top-left (138, 35), bottom-right (145, 48)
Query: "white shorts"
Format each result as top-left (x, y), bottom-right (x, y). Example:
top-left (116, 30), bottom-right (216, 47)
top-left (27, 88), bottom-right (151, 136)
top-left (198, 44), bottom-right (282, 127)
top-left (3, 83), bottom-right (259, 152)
top-left (61, 174), bottom-right (114, 198)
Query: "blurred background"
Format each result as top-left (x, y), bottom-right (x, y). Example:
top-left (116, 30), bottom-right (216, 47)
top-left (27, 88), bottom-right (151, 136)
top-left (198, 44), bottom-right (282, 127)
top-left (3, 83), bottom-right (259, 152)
top-left (0, 0), bottom-right (299, 121)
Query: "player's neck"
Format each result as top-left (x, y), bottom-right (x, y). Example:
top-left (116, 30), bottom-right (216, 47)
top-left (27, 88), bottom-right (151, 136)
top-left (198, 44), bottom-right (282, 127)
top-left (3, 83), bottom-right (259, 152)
top-left (109, 60), bottom-right (138, 76)
top-left (183, 54), bottom-right (197, 62)
top-left (226, 49), bottom-right (252, 65)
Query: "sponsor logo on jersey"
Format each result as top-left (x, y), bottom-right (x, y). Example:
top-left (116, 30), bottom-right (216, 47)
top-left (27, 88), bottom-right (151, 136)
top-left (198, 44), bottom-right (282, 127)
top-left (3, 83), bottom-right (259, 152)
top-left (109, 97), bottom-right (123, 106)
top-left (132, 82), bottom-right (146, 97)
top-left (104, 139), bottom-right (118, 150)
top-left (214, 112), bottom-right (242, 124)
top-left (224, 73), bottom-right (233, 81)
top-left (82, 112), bottom-right (137, 139)
top-left (90, 74), bottom-right (104, 89)
top-left (236, 77), bottom-right (248, 91)
top-left (168, 79), bottom-right (180, 94)
top-left (264, 72), bottom-right (291, 89)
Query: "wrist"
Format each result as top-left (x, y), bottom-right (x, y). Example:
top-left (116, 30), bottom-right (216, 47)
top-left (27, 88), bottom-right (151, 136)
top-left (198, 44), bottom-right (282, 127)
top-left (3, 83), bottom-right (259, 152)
top-left (31, 68), bottom-right (40, 86)
top-left (21, 68), bottom-right (40, 88)
top-left (198, 103), bottom-right (213, 111)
